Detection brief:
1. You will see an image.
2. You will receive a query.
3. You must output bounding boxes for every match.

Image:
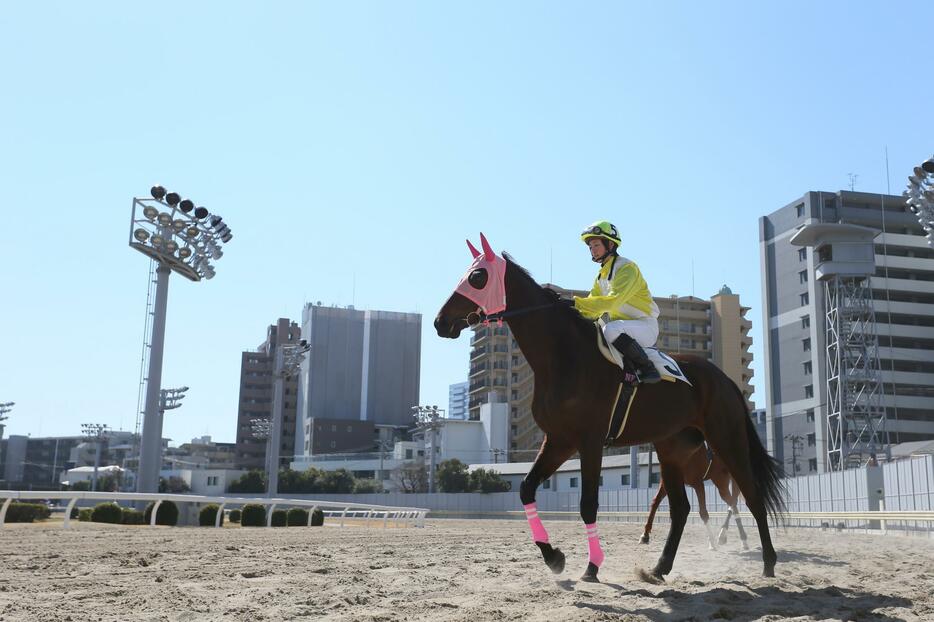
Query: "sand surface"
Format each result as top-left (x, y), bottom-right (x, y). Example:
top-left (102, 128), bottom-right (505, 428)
top-left (0, 518), bottom-right (931, 621)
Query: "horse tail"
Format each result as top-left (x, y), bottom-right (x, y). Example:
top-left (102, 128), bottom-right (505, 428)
top-left (730, 381), bottom-right (787, 524)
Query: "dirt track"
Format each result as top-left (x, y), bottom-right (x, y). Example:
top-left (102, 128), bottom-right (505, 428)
top-left (0, 519), bottom-right (930, 621)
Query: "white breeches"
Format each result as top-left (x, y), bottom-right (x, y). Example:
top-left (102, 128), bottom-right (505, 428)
top-left (602, 317), bottom-right (659, 348)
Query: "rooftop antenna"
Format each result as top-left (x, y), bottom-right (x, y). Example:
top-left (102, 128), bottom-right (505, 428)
top-left (847, 173), bottom-right (859, 191)
top-left (884, 146), bottom-right (891, 194)
top-left (352, 271), bottom-right (356, 307)
top-left (550, 246), bottom-right (553, 283)
top-left (691, 259), bottom-right (695, 297)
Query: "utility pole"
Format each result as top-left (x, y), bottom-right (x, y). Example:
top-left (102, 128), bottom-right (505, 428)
top-left (785, 434), bottom-right (805, 477)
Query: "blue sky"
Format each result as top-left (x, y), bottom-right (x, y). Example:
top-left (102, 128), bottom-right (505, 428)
top-left (2, 2), bottom-right (932, 448)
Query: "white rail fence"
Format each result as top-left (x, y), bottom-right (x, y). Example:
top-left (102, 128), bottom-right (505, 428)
top-left (0, 490), bottom-right (428, 530)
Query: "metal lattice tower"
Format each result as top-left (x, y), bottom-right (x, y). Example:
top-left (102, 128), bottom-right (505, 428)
top-left (790, 222), bottom-right (888, 471)
top-left (824, 276), bottom-right (887, 470)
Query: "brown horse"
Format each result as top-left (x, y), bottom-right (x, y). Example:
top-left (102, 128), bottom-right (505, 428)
top-left (434, 236), bottom-right (784, 583)
top-left (640, 447), bottom-right (749, 551)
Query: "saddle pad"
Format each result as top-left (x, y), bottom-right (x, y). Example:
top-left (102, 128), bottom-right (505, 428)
top-left (595, 324), bottom-right (692, 386)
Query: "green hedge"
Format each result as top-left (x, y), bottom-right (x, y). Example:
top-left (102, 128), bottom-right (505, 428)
top-left (240, 504), bottom-right (266, 527)
top-left (2, 502), bottom-right (51, 523)
top-left (91, 502), bottom-right (123, 524)
top-left (286, 507), bottom-right (308, 526)
top-left (199, 504), bottom-right (224, 527)
top-left (121, 508), bottom-right (146, 525)
top-left (311, 507), bottom-right (324, 527)
top-left (144, 500), bottom-right (179, 526)
top-left (78, 508), bottom-right (93, 522)
top-left (229, 509), bottom-right (241, 523)
top-left (270, 509), bottom-right (287, 527)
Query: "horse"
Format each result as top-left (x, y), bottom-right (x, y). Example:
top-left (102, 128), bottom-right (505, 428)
top-left (434, 234), bottom-right (784, 583)
top-left (639, 447), bottom-right (749, 551)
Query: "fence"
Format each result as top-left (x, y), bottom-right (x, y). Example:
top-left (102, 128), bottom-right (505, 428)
top-left (0, 490), bottom-right (428, 530)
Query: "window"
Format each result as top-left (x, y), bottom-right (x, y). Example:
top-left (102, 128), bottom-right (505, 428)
top-left (511, 407), bottom-right (518, 419)
top-left (806, 409), bottom-right (815, 423)
top-left (803, 338), bottom-right (811, 352)
top-left (331, 424), bottom-right (337, 432)
top-left (796, 204), bottom-right (804, 218)
top-left (799, 270), bottom-right (808, 284)
top-left (207, 476), bottom-right (218, 486)
top-left (543, 479), bottom-right (551, 490)
top-left (805, 384), bottom-right (814, 398)
top-left (801, 315), bottom-right (810, 329)
top-left (798, 248), bottom-right (807, 261)
top-left (803, 361), bottom-right (812, 375)
top-left (569, 477), bottom-right (579, 488)
top-left (405, 449), bottom-right (413, 459)
top-left (808, 458), bottom-right (818, 472)
top-left (346, 425), bottom-right (353, 432)
top-left (511, 425), bottom-right (517, 435)
top-left (807, 433), bottom-right (816, 447)
top-left (800, 292), bottom-right (809, 306)
top-left (330, 441), bottom-right (336, 448)
top-left (621, 474), bottom-right (630, 485)
top-left (649, 472), bottom-right (660, 485)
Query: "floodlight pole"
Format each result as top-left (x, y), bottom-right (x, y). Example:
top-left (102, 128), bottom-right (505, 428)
top-left (266, 347), bottom-right (285, 497)
top-left (137, 262), bottom-right (171, 493)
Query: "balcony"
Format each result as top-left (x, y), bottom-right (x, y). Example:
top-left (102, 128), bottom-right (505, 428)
top-left (469, 362), bottom-right (489, 377)
top-left (469, 378), bottom-right (491, 393)
top-left (471, 328), bottom-right (491, 346)
top-left (470, 345), bottom-right (491, 360)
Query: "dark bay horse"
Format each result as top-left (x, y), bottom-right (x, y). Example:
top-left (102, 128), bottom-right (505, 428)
top-left (434, 235), bottom-right (784, 583)
top-left (640, 447), bottom-right (749, 550)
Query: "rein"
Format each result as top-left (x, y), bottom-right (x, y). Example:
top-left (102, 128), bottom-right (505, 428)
top-left (467, 302), bottom-right (558, 327)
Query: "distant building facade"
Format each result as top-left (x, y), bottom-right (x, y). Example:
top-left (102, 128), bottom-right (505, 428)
top-left (295, 304), bottom-right (421, 456)
top-left (760, 190), bottom-right (934, 473)
top-left (234, 318), bottom-right (302, 470)
top-left (468, 285), bottom-right (755, 459)
top-left (448, 381), bottom-right (469, 420)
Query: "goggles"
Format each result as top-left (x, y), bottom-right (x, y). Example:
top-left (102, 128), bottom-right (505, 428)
top-left (582, 224), bottom-right (618, 239)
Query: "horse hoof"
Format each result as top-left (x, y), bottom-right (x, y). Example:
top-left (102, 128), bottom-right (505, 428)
top-left (547, 548), bottom-right (566, 575)
top-left (580, 563), bottom-right (600, 583)
top-left (636, 567), bottom-right (665, 585)
top-left (717, 535), bottom-right (728, 545)
top-left (639, 535), bottom-right (650, 544)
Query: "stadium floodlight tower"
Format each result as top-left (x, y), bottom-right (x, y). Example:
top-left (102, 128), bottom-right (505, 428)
top-left (0, 402), bottom-right (13, 450)
top-left (129, 186), bottom-right (233, 494)
top-left (265, 340), bottom-right (311, 497)
top-left (412, 405), bottom-right (445, 493)
top-left (904, 156), bottom-right (934, 247)
top-left (790, 223), bottom-right (888, 471)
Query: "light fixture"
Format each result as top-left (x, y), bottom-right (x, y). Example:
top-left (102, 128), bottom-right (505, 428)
top-left (157, 212), bottom-right (172, 226)
top-left (178, 247), bottom-right (192, 259)
top-left (185, 226), bottom-right (199, 238)
top-left (179, 199), bottom-right (194, 213)
top-left (172, 219), bottom-right (186, 232)
top-left (151, 185), bottom-right (166, 200)
top-left (193, 207), bottom-right (209, 220)
top-left (143, 206), bottom-right (159, 221)
top-left (210, 215), bottom-right (223, 228)
top-left (165, 192), bottom-right (181, 206)
top-left (221, 232), bottom-right (232, 243)
top-left (151, 235), bottom-right (165, 248)
top-left (165, 240), bottom-right (179, 253)
top-left (922, 158), bottom-right (934, 174)
top-left (134, 228), bottom-right (150, 242)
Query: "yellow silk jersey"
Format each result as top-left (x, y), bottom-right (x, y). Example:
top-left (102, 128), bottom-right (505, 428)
top-left (573, 255), bottom-right (660, 321)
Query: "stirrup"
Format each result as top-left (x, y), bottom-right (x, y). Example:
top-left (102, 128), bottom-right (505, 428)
top-left (637, 366), bottom-right (661, 384)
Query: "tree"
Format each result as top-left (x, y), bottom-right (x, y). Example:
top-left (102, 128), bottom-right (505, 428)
top-left (228, 470), bottom-right (266, 494)
top-left (96, 472), bottom-right (122, 492)
top-left (393, 462), bottom-right (428, 493)
top-left (435, 459), bottom-right (470, 492)
top-left (317, 468), bottom-right (356, 493)
top-left (159, 476), bottom-right (191, 494)
top-left (353, 478), bottom-right (383, 493)
top-left (470, 468), bottom-right (511, 493)
top-left (70, 480), bottom-right (90, 491)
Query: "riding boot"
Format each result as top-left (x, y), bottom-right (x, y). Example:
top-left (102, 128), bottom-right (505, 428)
top-left (612, 334), bottom-right (661, 384)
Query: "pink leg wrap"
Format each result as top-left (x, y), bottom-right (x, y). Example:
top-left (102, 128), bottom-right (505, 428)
top-left (524, 503), bottom-right (549, 543)
top-left (585, 523), bottom-right (605, 567)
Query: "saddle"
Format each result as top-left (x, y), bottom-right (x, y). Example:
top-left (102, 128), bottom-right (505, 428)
top-left (595, 321), bottom-right (692, 447)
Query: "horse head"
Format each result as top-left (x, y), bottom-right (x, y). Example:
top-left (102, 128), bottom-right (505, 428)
top-left (434, 233), bottom-right (507, 338)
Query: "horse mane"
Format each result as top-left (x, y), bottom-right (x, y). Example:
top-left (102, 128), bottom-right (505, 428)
top-left (502, 252), bottom-right (594, 333)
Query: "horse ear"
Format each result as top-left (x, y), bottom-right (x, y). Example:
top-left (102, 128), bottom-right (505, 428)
top-left (479, 232), bottom-right (495, 261)
top-left (466, 239), bottom-right (481, 259)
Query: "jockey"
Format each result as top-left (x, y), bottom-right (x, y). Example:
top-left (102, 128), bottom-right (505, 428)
top-left (574, 221), bottom-right (661, 384)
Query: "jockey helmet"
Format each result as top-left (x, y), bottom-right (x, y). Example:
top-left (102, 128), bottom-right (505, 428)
top-left (580, 221), bottom-right (621, 247)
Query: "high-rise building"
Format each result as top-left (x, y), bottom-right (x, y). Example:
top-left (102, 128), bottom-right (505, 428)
top-left (448, 381), bottom-right (469, 420)
top-left (234, 318), bottom-right (302, 470)
top-left (468, 285), bottom-right (754, 459)
top-left (295, 304), bottom-right (421, 456)
top-left (759, 190), bottom-right (934, 474)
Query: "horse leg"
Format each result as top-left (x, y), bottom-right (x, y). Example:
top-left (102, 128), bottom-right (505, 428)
top-left (717, 508), bottom-right (732, 545)
top-left (694, 483), bottom-right (716, 551)
top-left (641, 482), bottom-right (667, 544)
top-left (712, 474), bottom-right (734, 545)
top-left (578, 440), bottom-right (605, 583)
top-left (650, 459), bottom-right (690, 580)
top-left (732, 500), bottom-right (750, 550)
top-left (519, 438), bottom-right (575, 575)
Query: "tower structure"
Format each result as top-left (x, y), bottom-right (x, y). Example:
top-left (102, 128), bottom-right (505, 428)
top-left (790, 223), bottom-right (888, 470)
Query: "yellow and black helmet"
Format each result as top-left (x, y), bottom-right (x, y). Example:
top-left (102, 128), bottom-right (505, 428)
top-left (580, 221), bottom-right (621, 246)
